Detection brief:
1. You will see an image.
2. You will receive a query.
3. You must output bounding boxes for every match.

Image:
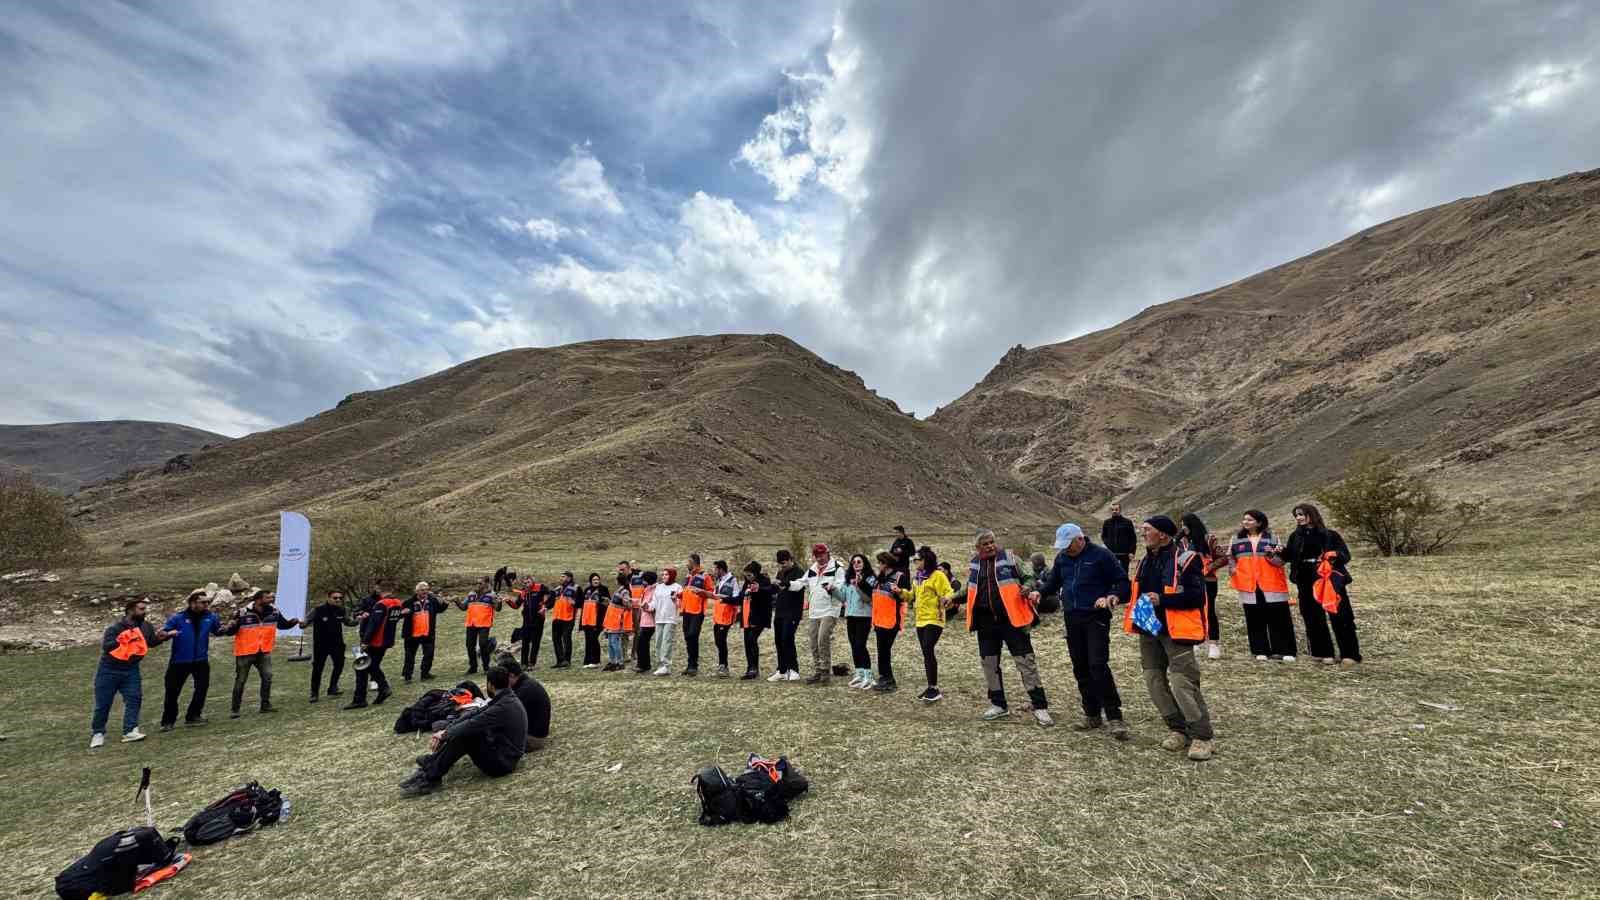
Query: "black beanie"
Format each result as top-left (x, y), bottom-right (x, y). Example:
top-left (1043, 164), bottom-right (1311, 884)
top-left (1144, 515), bottom-right (1179, 538)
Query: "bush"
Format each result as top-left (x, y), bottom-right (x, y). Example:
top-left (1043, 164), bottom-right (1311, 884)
top-left (0, 473), bottom-right (90, 573)
top-left (826, 532), bottom-right (874, 562)
top-left (1314, 453), bottom-right (1485, 556)
top-left (308, 507), bottom-right (442, 598)
top-left (785, 526), bottom-right (809, 565)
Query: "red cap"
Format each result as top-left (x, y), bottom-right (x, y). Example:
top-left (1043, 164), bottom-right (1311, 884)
top-left (811, 543), bottom-right (829, 556)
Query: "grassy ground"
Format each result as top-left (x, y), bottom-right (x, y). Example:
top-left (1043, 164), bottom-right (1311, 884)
top-left (3, 535), bottom-right (1596, 898)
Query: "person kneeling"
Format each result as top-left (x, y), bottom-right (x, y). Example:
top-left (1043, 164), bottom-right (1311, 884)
top-left (400, 665), bottom-right (527, 796)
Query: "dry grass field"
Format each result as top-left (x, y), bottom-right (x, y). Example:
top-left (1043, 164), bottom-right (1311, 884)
top-left (3, 525), bottom-right (1597, 898)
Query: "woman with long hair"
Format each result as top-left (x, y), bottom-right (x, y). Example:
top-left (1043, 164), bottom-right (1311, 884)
top-left (1228, 509), bottom-right (1297, 661)
top-left (1179, 513), bottom-right (1227, 660)
top-left (871, 550), bottom-right (909, 693)
top-left (898, 545), bottom-right (955, 702)
top-left (1284, 502), bottom-right (1362, 667)
top-left (840, 553), bottom-right (876, 688)
top-left (738, 561), bottom-right (774, 680)
top-left (580, 572), bottom-right (607, 669)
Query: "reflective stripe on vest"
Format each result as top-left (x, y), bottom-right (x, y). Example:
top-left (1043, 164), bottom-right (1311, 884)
top-left (965, 553), bottom-right (1033, 629)
top-left (233, 622), bottom-right (277, 656)
top-left (465, 597), bottom-right (496, 628)
top-left (552, 587), bottom-right (577, 621)
top-left (109, 626), bottom-right (148, 661)
top-left (369, 597), bottom-right (404, 649)
top-left (1229, 534), bottom-right (1289, 600)
top-left (1124, 550), bottom-right (1207, 642)
top-left (681, 572), bottom-right (711, 615)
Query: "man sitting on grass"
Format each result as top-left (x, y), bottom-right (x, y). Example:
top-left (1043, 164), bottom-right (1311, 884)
top-left (400, 665), bottom-right (527, 796)
top-left (496, 654), bottom-right (552, 752)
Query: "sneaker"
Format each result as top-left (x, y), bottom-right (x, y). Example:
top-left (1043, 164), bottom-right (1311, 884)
top-left (343, 700), bottom-right (368, 710)
top-left (847, 673), bottom-right (864, 688)
top-left (683, 668), bottom-right (698, 677)
top-left (715, 665), bottom-right (730, 677)
top-left (924, 688), bottom-right (944, 703)
top-left (89, 733), bottom-right (105, 749)
top-left (1107, 718), bottom-right (1130, 741)
top-left (805, 674), bottom-right (826, 685)
top-left (767, 671), bottom-right (786, 683)
top-left (309, 695), bottom-right (320, 704)
top-left (184, 718), bottom-right (208, 727)
top-left (398, 770), bottom-right (440, 797)
top-left (1340, 658), bottom-right (1360, 670)
top-left (1281, 655), bottom-right (1297, 663)
top-left (326, 689), bottom-right (343, 697)
top-left (121, 729), bottom-right (147, 743)
top-left (786, 670), bottom-right (802, 682)
top-left (1160, 731), bottom-right (1189, 752)
top-left (1033, 709), bottom-right (1055, 727)
top-left (260, 704), bottom-right (277, 714)
top-left (1187, 738), bottom-right (1215, 761)
top-left (1318, 657), bottom-right (1337, 666)
top-left (653, 667), bottom-right (670, 676)
top-left (1073, 716), bottom-right (1104, 732)
top-left (981, 705), bottom-right (1010, 721)
top-left (860, 678), bottom-right (878, 690)
top-left (229, 711), bottom-right (241, 719)
top-left (874, 678), bottom-right (898, 693)
top-left (159, 723), bottom-right (175, 733)
top-left (1255, 655), bottom-right (1269, 661)
top-left (583, 664), bottom-right (599, 670)
top-left (1207, 641), bottom-right (1222, 660)
top-left (916, 687), bottom-right (935, 701)
top-left (373, 690), bottom-right (392, 706)
top-left (741, 670), bottom-right (759, 680)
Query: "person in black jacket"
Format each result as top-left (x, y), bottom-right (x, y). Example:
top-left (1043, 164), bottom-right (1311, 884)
top-left (497, 654), bottom-right (552, 751)
top-left (770, 549), bottom-right (805, 682)
top-left (507, 578), bottom-right (548, 669)
top-left (889, 526), bottom-right (916, 576)
top-left (1033, 524), bottom-right (1131, 738)
top-left (1285, 502), bottom-right (1362, 667)
top-left (580, 573), bottom-right (608, 668)
top-left (400, 665), bottom-right (528, 796)
top-left (401, 582), bottom-right (448, 682)
top-left (305, 589), bottom-right (355, 702)
top-left (1127, 516), bottom-right (1215, 761)
top-left (1100, 503), bottom-right (1137, 572)
top-left (739, 562), bottom-right (774, 680)
top-left (348, 583), bottom-right (404, 710)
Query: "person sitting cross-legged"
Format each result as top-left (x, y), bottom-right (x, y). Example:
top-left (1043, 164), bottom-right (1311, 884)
top-left (400, 665), bottom-right (527, 796)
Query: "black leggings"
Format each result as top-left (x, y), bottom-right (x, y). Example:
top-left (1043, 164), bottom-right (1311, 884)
top-left (773, 616), bottom-right (800, 673)
top-left (552, 619), bottom-right (574, 665)
top-left (637, 626), bottom-right (655, 671)
top-left (846, 616), bottom-right (872, 669)
top-left (714, 623), bottom-right (731, 667)
top-left (682, 613), bottom-right (704, 670)
top-left (1204, 580), bottom-right (1220, 641)
top-left (743, 626), bottom-right (765, 673)
top-left (875, 627), bottom-right (898, 681)
top-left (916, 625), bottom-right (942, 687)
top-left (581, 626), bottom-right (601, 666)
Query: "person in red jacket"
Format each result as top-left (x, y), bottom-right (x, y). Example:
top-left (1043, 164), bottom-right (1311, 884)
top-left (348, 581), bottom-right (404, 709)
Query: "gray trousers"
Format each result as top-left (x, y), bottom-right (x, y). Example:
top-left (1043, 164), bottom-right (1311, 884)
top-left (808, 616), bottom-right (836, 677)
top-left (654, 622), bottom-right (677, 668)
top-left (1139, 631), bottom-right (1213, 740)
top-left (231, 652), bottom-right (272, 712)
top-left (977, 620), bottom-right (1047, 710)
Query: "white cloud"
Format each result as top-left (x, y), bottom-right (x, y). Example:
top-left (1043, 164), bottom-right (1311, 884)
top-left (496, 215), bottom-right (569, 243)
top-left (555, 143), bottom-right (624, 215)
top-left (427, 223), bottom-right (458, 238)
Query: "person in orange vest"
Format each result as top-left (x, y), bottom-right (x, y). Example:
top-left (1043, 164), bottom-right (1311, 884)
top-left (547, 573), bottom-right (579, 669)
top-left (869, 550), bottom-right (907, 693)
top-left (680, 553), bottom-right (714, 676)
top-left (711, 560), bottom-right (740, 677)
top-left (1228, 509), bottom-right (1298, 662)
top-left (457, 577), bottom-right (505, 673)
top-left (580, 572), bottom-right (608, 668)
top-left (603, 572), bottom-right (633, 671)
top-left (220, 590), bottom-right (301, 719)
top-left (1178, 513), bottom-right (1228, 661)
top-left (349, 581), bottom-right (405, 709)
top-left (738, 561), bottom-right (774, 680)
top-left (1123, 515), bottom-right (1215, 761)
top-left (401, 581), bottom-right (448, 683)
top-left (1284, 502), bottom-right (1362, 667)
top-left (967, 530), bottom-right (1052, 726)
top-left (90, 597), bottom-right (178, 749)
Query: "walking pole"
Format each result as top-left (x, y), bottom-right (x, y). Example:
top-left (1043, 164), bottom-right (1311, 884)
top-left (288, 632), bottom-right (311, 662)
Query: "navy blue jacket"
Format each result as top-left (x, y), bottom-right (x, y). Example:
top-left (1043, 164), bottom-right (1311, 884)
top-left (1037, 540), bottom-right (1131, 617)
top-left (163, 610), bottom-right (223, 664)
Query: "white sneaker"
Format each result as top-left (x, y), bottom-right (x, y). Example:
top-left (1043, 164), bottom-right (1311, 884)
top-left (89, 733), bottom-right (105, 749)
top-left (1281, 655), bottom-right (1297, 663)
top-left (847, 673), bottom-right (864, 688)
top-left (1207, 641), bottom-right (1222, 660)
top-left (121, 728), bottom-right (147, 743)
top-left (767, 671), bottom-right (786, 682)
top-left (981, 705), bottom-right (1011, 721)
top-left (1033, 709), bottom-right (1055, 727)
top-left (583, 664), bottom-right (598, 669)
top-left (1254, 654), bottom-right (1269, 661)
top-left (786, 670), bottom-right (802, 682)
top-left (653, 666), bottom-right (670, 676)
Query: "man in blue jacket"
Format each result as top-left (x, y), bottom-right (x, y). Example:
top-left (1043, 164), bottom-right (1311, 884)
top-left (1031, 523), bottom-right (1132, 739)
top-left (159, 588), bottom-right (224, 731)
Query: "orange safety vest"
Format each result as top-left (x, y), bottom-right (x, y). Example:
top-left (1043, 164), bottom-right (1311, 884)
top-left (465, 594), bottom-right (497, 628)
top-left (1313, 552), bottom-right (1344, 613)
top-left (410, 598), bottom-right (433, 638)
top-left (1124, 549), bottom-right (1207, 642)
top-left (581, 592), bottom-right (601, 628)
top-left (713, 580), bottom-right (738, 627)
top-left (232, 607), bottom-right (285, 656)
top-left (871, 582), bottom-right (903, 631)
top-left (1229, 534), bottom-right (1290, 600)
top-left (108, 625), bottom-right (149, 662)
top-left (552, 586), bottom-right (577, 622)
top-left (965, 552), bottom-right (1034, 629)
top-left (681, 571), bottom-right (712, 616)
top-left (602, 600), bottom-right (626, 632)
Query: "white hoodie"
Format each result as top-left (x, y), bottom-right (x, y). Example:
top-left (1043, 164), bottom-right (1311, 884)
top-left (648, 582), bottom-right (682, 625)
top-left (793, 558), bottom-right (846, 619)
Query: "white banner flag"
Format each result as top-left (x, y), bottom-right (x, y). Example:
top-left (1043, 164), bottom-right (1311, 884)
top-left (274, 511), bottom-right (312, 636)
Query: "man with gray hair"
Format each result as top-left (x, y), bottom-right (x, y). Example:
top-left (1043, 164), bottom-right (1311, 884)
top-left (964, 530), bottom-right (1052, 726)
top-left (1032, 523), bottom-right (1131, 738)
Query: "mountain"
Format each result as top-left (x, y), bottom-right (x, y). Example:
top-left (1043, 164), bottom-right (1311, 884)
top-left (933, 168), bottom-right (1600, 519)
top-left (73, 334), bottom-right (1063, 558)
top-left (0, 421), bottom-right (229, 494)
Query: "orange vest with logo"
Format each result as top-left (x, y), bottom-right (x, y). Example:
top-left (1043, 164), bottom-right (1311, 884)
top-left (681, 571), bottom-right (712, 616)
top-left (109, 625), bottom-right (149, 661)
top-left (581, 590), bottom-right (602, 628)
top-left (552, 586), bottom-right (577, 622)
top-left (1229, 534), bottom-right (1290, 601)
top-left (410, 597), bottom-right (433, 638)
top-left (965, 552), bottom-right (1034, 629)
top-left (465, 594), bottom-right (497, 628)
top-left (232, 608), bottom-right (284, 656)
top-left (1124, 549), bottom-right (1207, 642)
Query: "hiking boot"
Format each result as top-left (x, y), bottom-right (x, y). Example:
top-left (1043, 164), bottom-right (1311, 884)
top-left (260, 704), bottom-right (277, 714)
top-left (1160, 731), bottom-right (1189, 752)
top-left (343, 700), bottom-right (368, 710)
top-left (981, 705), bottom-right (1010, 721)
top-left (1033, 709), bottom-right (1055, 728)
top-left (373, 690), bottom-right (392, 706)
top-left (875, 678), bottom-right (898, 693)
top-left (1340, 658), bottom-right (1360, 670)
top-left (741, 670), bottom-right (759, 680)
top-left (1107, 718), bottom-right (1130, 741)
top-left (89, 732), bottom-right (106, 749)
top-left (121, 728), bottom-right (147, 743)
top-left (805, 674), bottom-right (827, 685)
top-left (1187, 739), bottom-right (1215, 761)
top-left (1206, 641), bottom-right (1222, 660)
top-left (1073, 716), bottom-right (1104, 732)
top-left (398, 771), bottom-right (440, 797)
top-left (159, 723), bottom-right (175, 733)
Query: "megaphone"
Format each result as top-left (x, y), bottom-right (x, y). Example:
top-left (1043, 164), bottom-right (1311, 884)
top-left (353, 647), bottom-right (372, 672)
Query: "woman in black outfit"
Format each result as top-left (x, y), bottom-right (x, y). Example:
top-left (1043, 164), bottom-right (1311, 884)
top-left (1179, 512), bottom-right (1226, 660)
top-left (1284, 502), bottom-right (1362, 667)
top-left (580, 573), bottom-right (607, 669)
top-left (738, 562), bottom-right (774, 680)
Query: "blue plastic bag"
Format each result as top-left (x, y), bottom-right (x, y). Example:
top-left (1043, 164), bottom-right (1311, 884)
top-left (1132, 594), bottom-right (1163, 636)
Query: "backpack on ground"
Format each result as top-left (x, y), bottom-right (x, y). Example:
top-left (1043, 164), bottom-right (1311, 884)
top-left (56, 768), bottom-right (188, 899)
top-left (691, 766), bottom-right (740, 826)
top-left (181, 782), bottom-right (284, 846)
top-left (394, 683), bottom-right (482, 734)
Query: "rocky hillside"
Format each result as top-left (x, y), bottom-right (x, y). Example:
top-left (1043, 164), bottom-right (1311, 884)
top-left (0, 421), bottom-right (229, 494)
top-left (74, 335), bottom-right (1062, 559)
top-left (933, 168), bottom-right (1600, 518)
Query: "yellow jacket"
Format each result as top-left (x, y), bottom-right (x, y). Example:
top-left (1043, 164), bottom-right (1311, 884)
top-left (899, 569), bottom-right (954, 628)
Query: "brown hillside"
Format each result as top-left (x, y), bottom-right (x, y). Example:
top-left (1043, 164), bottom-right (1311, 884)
top-left (0, 421), bottom-right (229, 494)
top-left (933, 168), bottom-right (1600, 519)
top-left (74, 334), bottom-right (1063, 559)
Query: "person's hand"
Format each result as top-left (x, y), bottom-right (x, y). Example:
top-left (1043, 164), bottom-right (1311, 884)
top-left (1027, 591), bottom-right (1041, 603)
top-left (161, 629), bottom-right (179, 638)
top-left (1145, 592), bottom-right (1162, 607)
top-left (1093, 596), bottom-right (1111, 610)
top-left (428, 731), bottom-right (444, 752)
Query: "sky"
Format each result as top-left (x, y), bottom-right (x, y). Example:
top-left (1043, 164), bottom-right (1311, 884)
top-left (2, 1), bottom-right (1597, 437)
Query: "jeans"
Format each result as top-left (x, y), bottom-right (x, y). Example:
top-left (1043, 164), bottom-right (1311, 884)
top-left (231, 652), bottom-right (273, 713)
top-left (606, 632), bottom-right (624, 665)
top-left (681, 613), bottom-right (704, 670)
top-left (654, 622), bottom-right (677, 669)
top-left (310, 642), bottom-right (344, 695)
top-left (807, 616), bottom-right (836, 677)
top-left (976, 619), bottom-right (1047, 710)
top-left (773, 616), bottom-right (801, 674)
top-left (161, 660), bottom-right (210, 726)
top-left (466, 626), bottom-right (495, 672)
top-left (1139, 631), bottom-right (1213, 739)
top-left (742, 626), bottom-right (765, 673)
top-left (846, 616), bottom-right (872, 670)
top-left (402, 637), bottom-right (435, 679)
top-left (1064, 610), bottom-right (1121, 720)
top-left (916, 624), bottom-right (942, 687)
top-left (91, 664), bottom-right (142, 736)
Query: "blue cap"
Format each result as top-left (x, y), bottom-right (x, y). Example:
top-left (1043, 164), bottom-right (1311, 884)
top-left (1053, 523), bottom-right (1084, 550)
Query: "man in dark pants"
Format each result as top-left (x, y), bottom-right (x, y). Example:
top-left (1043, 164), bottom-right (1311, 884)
top-left (348, 584), bottom-right (404, 710)
top-left (508, 577), bottom-right (548, 669)
top-left (220, 590), bottom-right (301, 719)
top-left (1032, 523), bottom-right (1131, 739)
top-left (305, 589), bottom-right (355, 701)
top-left (401, 581), bottom-right (447, 682)
top-left (679, 554), bottom-right (713, 676)
top-left (457, 578), bottom-right (503, 673)
top-left (771, 549), bottom-right (806, 681)
top-left (159, 589), bottom-right (223, 730)
top-left (890, 526), bottom-right (916, 577)
top-left (966, 530), bottom-right (1052, 727)
top-left (400, 665), bottom-right (528, 796)
top-left (497, 654), bottom-right (552, 752)
top-left (1100, 502), bottom-right (1138, 572)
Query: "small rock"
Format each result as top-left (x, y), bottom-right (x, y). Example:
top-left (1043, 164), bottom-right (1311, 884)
top-left (90, 598), bottom-right (102, 606)
top-left (258, 564), bottom-right (275, 574)
top-left (52, 609), bottom-right (64, 616)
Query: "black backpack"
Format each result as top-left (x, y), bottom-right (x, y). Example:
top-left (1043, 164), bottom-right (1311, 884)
top-left (55, 826), bottom-right (176, 900)
top-left (394, 689), bottom-right (452, 733)
top-left (691, 766), bottom-right (740, 826)
top-left (181, 782), bottom-right (283, 846)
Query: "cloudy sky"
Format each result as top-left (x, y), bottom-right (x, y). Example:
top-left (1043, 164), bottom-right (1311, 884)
top-left (3, 1), bottom-right (1597, 436)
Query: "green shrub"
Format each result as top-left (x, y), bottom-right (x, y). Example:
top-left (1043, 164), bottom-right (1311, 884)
top-left (1315, 453), bottom-right (1485, 556)
top-left (309, 507), bottom-right (442, 598)
top-left (0, 473), bottom-right (90, 573)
